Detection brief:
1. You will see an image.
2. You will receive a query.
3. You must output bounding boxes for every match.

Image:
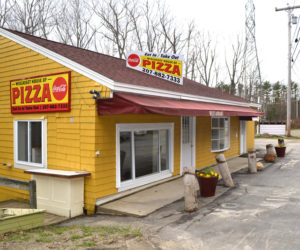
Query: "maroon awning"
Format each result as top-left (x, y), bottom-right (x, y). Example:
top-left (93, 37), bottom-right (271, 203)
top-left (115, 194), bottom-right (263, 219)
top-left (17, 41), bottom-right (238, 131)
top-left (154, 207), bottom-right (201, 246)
top-left (97, 92), bottom-right (263, 117)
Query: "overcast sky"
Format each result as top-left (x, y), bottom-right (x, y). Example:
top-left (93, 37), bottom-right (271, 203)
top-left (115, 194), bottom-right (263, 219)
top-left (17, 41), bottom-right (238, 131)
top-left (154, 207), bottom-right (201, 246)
top-left (165, 0), bottom-right (300, 85)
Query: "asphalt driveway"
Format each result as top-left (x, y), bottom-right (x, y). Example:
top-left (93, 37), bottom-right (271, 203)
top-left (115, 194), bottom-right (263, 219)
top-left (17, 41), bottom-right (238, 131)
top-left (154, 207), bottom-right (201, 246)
top-left (60, 138), bottom-right (300, 249)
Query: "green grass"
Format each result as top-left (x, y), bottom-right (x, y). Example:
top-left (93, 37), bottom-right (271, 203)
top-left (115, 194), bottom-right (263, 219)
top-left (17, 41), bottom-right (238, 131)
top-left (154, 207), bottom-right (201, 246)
top-left (71, 235), bottom-right (81, 241)
top-left (2, 232), bottom-right (30, 242)
top-left (48, 226), bottom-right (75, 235)
top-left (76, 241), bottom-right (96, 247)
top-left (0, 225), bottom-right (142, 246)
top-left (35, 237), bottom-right (53, 243)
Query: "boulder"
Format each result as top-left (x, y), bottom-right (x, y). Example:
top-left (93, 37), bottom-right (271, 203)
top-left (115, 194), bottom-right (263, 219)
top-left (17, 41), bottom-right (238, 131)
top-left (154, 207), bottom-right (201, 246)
top-left (256, 162), bottom-right (264, 171)
top-left (264, 154), bottom-right (276, 162)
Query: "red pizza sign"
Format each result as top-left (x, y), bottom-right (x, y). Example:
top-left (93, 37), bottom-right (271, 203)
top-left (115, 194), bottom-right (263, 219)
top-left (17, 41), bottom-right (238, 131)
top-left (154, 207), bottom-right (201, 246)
top-left (10, 72), bottom-right (71, 114)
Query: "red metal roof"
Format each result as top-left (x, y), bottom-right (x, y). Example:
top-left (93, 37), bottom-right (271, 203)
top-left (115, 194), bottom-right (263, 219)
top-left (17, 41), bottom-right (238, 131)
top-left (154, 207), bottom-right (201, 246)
top-left (98, 92), bottom-right (263, 117)
top-left (3, 28), bottom-right (251, 104)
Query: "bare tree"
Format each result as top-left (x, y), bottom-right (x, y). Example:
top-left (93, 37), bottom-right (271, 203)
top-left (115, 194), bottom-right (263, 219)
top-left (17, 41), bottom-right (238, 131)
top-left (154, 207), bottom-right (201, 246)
top-left (0, 0), bottom-right (14, 27)
top-left (184, 21), bottom-right (196, 78)
top-left (8, 0), bottom-right (55, 38)
top-left (142, 0), bottom-right (161, 52)
top-left (93, 0), bottom-right (136, 59)
top-left (55, 0), bottom-right (96, 49)
top-left (128, 0), bottom-right (143, 51)
top-left (195, 32), bottom-right (217, 87)
top-left (225, 37), bottom-right (245, 95)
top-left (159, 3), bottom-right (184, 54)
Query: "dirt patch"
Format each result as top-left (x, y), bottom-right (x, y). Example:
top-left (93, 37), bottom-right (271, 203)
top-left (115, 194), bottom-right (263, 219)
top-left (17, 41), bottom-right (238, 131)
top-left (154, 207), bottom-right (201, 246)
top-left (0, 225), bottom-right (148, 249)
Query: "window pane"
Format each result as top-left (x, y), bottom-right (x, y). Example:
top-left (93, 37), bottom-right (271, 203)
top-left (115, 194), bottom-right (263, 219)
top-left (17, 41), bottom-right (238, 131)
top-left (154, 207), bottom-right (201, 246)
top-left (212, 140), bottom-right (219, 151)
top-left (18, 122), bottom-right (28, 162)
top-left (120, 132), bottom-right (132, 182)
top-left (160, 130), bottom-right (169, 171)
top-left (182, 117), bottom-right (191, 144)
top-left (30, 122), bottom-right (42, 163)
top-left (220, 118), bottom-right (225, 127)
top-left (212, 129), bottom-right (219, 139)
top-left (225, 136), bottom-right (230, 148)
top-left (135, 130), bottom-right (159, 178)
top-left (212, 118), bottom-right (218, 128)
top-left (220, 139), bottom-right (225, 149)
top-left (219, 129), bottom-right (225, 139)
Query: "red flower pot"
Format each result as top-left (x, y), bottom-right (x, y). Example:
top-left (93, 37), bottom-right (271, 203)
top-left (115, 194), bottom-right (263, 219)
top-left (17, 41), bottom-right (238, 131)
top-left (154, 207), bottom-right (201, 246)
top-left (196, 176), bottom-right (218, 197)
top-left (275, 146), bottom-right (286, 157)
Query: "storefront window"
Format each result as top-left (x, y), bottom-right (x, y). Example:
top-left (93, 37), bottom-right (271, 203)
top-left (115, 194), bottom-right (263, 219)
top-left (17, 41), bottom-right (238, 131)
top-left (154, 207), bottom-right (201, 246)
top-left (134, 130), bottom-right (159, 178)
top-left (211, 117), bottom-right (230, 152)
top-left (120, 131), bottom-right (132, 181)
top-left (15, 120), bottom-right (46, 168)
top-left (117, 123), bottom-right (173, 190)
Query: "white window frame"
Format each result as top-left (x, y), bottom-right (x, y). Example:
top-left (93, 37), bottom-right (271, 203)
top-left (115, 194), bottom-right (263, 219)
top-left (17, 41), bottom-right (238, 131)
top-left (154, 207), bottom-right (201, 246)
top-left (14, 119), bottom-right (47, 170)
top-left (116, 123), bottom-right (174, 192)
top-left (211, 117), bottom-right (230, 152)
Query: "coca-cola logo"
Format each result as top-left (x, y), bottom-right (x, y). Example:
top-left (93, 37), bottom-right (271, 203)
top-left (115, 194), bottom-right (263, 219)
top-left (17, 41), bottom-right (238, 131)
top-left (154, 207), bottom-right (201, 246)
top-left (127, 54), bottom-right (140, 67)
top-left (52, 77), bottom-right (67, 101)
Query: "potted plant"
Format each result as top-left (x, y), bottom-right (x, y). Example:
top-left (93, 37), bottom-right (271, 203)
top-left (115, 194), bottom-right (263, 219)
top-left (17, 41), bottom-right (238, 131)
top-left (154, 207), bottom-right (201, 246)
top-left (195, 167), bottom-right (219, 197)
top-left (275, 138), bottom-right (286, 157)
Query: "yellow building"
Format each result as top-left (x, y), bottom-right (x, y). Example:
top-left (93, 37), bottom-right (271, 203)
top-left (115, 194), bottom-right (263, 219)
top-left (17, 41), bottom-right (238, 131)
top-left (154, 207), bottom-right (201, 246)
top-left (0, 28), bottom-right (261, 214)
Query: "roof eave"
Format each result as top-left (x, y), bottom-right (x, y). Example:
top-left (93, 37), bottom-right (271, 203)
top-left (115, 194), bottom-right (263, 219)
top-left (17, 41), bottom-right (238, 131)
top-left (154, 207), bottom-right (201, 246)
top-left (0, 28), bottom-right (115, 90)
top-left (114, 81), bottom-right (252, 107)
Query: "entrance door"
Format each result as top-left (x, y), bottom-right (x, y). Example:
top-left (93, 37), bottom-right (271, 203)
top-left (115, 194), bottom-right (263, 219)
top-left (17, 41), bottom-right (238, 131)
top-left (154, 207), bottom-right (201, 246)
top-left (181, 116), bottom-right (195, 174)
top-left (240, 120), bottom-right (247, 154)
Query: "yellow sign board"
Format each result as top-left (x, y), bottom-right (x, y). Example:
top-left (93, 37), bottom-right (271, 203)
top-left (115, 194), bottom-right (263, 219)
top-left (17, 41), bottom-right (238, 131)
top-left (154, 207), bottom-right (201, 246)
top-left (10, 72), bottom-right (71, 114)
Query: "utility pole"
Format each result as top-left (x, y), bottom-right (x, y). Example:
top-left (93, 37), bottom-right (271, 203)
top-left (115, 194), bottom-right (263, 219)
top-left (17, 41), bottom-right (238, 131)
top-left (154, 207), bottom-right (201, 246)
top-left (276, 5), bottom-right (300, 137)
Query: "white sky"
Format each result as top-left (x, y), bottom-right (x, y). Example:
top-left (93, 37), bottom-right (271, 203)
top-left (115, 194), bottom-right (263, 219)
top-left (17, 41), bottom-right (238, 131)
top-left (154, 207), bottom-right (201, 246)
top-left (165, 0), bottom-right (300, 85)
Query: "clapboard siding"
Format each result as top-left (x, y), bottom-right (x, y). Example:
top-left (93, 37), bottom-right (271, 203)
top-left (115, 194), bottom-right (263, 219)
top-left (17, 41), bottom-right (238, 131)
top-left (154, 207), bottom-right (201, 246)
top-left (0, 35), bottom-right (110, 213)
top-left (196, 116), bottom-right (246, 169)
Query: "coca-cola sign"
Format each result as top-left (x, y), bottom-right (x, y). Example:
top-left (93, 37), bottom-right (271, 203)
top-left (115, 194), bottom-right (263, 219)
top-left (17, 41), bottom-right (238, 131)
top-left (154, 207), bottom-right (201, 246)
top-left (10, 72), bottom-right (71, 114)
top-left (52, 77), bottom-right (68, 101)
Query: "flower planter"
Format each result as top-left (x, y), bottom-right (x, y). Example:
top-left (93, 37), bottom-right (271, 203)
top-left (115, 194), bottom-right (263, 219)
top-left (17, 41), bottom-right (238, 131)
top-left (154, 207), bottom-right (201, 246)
top-left (196, 176), bottom-right (218, 197)
top-left (275, 146), bottom-right (286, 157)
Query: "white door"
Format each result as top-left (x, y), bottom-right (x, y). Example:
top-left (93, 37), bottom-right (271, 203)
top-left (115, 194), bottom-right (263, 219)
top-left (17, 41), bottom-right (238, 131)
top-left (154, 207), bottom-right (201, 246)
top-left (181, 116), bottom-right (195, 174)
top-left (240, 120), bottom-right (247, 154)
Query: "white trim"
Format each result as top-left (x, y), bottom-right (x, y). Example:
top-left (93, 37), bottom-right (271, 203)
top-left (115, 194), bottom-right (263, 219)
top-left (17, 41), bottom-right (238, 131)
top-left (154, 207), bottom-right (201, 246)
top-left (240, 120), bottom-right (247, 154)
top-left (116, 123), bottom-right (174, 192)
top-left (0, 28), bottom-right (115, 90)
top-left (192, 117), bottom-right (196, 169)
top-left (118, 172), bottom-right (172, 192)
top-left (211, 117), bottom-right (231, 153)
top-left (14, 119), bottom-right (47, 170)
top-left (114, 82), bottom-right (254, 107)
top-left (249, 103), bottom-right (261, 108)
top-left (180, 116), bottom-right (196, 175)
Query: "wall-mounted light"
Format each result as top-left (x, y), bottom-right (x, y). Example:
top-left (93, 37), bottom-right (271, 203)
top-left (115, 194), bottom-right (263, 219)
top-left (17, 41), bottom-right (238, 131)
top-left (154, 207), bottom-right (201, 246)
top-left (89, 90), bottom-right (101, 100)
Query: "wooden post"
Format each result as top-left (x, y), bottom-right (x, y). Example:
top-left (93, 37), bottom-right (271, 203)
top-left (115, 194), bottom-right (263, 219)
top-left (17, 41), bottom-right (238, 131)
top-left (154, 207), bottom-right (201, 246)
top-left (215, 154), bottom-right (234, 187)
top-left (248, 148), bottom-right (257, 173)
top-left (29, 180), bottom-right (37, 209)
top-left (183, 166), bottom-right (198, 212)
